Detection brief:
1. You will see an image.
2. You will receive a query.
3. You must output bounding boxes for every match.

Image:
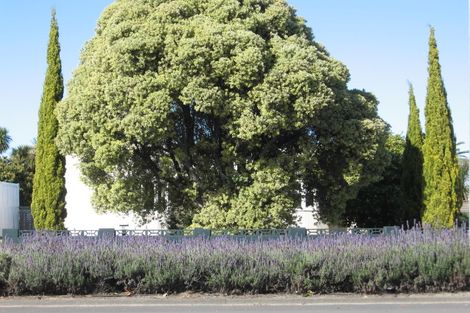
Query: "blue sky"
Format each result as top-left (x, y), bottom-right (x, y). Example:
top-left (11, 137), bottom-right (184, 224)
top-left (0, 0), bottom-right (468, 153)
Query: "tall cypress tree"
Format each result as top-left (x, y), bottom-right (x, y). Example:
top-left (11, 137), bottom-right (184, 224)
top-left (31, 10), bottom-right (67, 230)
top-left (422, 27), bottom-right (460, 228)
top-left (401, 84), bottom-right (424, 223)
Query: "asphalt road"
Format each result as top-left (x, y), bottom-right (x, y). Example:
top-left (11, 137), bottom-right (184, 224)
top-left (1, 293), bottom-right (470, 313)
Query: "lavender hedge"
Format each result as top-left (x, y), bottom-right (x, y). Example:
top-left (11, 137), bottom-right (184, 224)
top-left (1, 228), bottom-right (469, 295)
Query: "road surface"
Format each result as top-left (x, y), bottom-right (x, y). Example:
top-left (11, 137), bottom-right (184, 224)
top-left (1, 293), bottom-right (469, 313)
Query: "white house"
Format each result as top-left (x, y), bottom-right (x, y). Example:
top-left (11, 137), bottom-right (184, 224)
top-left (296, 191), bottom-right (328, 229)
top-left (64, 156), bottom-right (162, 230)
top-left (65, 156), bottom-right (326, 230)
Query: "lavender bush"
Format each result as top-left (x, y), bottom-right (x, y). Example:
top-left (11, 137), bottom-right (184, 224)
top-left (1, 228), bottom-right (469, 295)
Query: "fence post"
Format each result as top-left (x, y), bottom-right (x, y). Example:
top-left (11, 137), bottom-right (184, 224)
top-left (287, 227), bottom-right (307, 238)
top-left (193, 228), bottom-right (211, 238)
top-left (98, 228), bottom-right (115, 238)
top-left (383, 226), bottom-right (400, 235)
top-left (2, 229), bottom-right (19, 243)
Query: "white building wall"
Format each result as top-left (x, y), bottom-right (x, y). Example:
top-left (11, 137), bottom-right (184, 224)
top-left (294, 190), bottom-right (328, 229)
top-left (0, 181), bottom-right (20, 231)
top-left (64, 156), bottom-right (162, 230)
top-left (65, 156), bottom-right (327, 230)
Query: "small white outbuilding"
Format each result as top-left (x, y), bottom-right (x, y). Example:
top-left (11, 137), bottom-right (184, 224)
top-left (0, 181), bottom-right (20, 232)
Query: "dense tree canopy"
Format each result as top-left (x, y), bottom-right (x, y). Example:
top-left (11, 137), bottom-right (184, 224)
top-left (32, 10), bottom-right (67, 230)
top-left (343, 134), bottom-right (405, 228)
top-left (57, 0), bottom-right (388, 228)
top-left (456, 144), bottom-right (469, 207)
top-left (0, 127), bottom-right (35, 206)
top-left (457, 157), bottom-right (469, 207)
top-left (0, 145), bottom-right (35, 206)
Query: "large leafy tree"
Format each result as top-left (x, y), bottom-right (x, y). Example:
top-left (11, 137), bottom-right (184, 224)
top-left (422, 28), bottom-right (460, 228)
top-left (31, 10), bottom-right (67, 230)
top-left (400, 84), bottom-right (424, 223)
top-left (343, 134), bottom-right (405, 228)
top-left (57, 0), bottom-right (388, 228)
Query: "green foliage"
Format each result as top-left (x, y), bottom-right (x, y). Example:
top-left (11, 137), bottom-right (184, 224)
top-left (31, 10), bottom-right (67, 230)
top-left (344, 134), bottom-right (405, 227)
top-left (456, 143), bottom-right (469, 215)
top-left (456, 211), bottom-right (469, 228)
top-left (0, 145), bottom-right (35, 206)
top-left (10, 146), bottom-right (36, 206)
top-left (401, 84), bottom-right (424, 222)
top-left (457, 156), bottom-right (469, 207)
top-left (0, 127), bottom-right (11, 154)
top-left (0, 253), bottom-right (11, 295)
top-left (0, 128), bottom-right (35, 206)
top-left (422, 28), bottom-right (460, 228)
top-left (192, 163), bottom-right (296, 228)
top-left (57, 0), bottom-right (388, 228)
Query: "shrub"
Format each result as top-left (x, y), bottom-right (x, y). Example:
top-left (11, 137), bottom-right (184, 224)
top-left (0, 253), bottom-right (11, 295)
top-left (0, 229), bottom-right (469, 295)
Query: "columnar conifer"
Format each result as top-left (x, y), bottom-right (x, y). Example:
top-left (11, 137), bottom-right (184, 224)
top-left (31, 10), bottom-right (67, 229)
top-left (422, 27), bottom-right (460, 227)
top-left (401, 84), bottom-right (424, 223)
